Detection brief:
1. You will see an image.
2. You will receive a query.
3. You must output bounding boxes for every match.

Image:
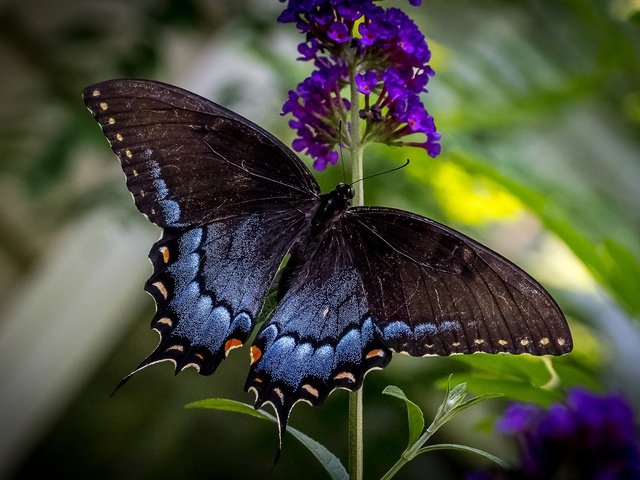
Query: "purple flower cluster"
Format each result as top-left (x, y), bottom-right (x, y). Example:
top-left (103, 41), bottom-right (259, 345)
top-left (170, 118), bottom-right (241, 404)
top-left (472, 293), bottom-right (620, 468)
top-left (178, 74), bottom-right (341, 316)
top-left (279, 0), bottom-right (441, 170)
top-left (466, 389), bottom-right (640, 480)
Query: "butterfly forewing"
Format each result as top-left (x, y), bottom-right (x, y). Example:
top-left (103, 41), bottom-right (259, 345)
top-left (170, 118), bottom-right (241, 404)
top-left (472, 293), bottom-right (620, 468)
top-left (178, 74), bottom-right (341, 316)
top-left (83, 79), bottom-right (320, 228)
top-left (345, 207), bottom-right (572, 356)
top-left (83, 79), bottom-right (321, 384)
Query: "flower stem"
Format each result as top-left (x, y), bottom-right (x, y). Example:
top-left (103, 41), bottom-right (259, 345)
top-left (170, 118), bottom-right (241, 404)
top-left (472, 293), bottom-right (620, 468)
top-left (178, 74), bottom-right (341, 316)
top-left (348, 388), bottom-right (363, 480)
top-left (350, 65), bottom-right (364, 205)
top-left (348, 63), bottom-right (364, 480)
top-left (380, 424), bottom-right (438, 480)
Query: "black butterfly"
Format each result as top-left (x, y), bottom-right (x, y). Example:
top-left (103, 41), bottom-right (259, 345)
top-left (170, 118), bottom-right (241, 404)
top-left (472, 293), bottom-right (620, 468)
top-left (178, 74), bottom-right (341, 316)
top-left (83, 79), bottom-right (572, 440)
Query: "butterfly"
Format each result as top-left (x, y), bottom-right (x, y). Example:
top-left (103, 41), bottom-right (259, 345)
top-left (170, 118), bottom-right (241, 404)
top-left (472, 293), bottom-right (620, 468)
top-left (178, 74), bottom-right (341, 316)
top-left (83, 79), bottom-right (572, 441)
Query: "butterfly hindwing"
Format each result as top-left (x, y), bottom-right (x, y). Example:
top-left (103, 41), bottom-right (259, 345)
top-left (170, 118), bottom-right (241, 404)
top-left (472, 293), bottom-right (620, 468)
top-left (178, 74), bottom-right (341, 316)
top-left (83, 79), bottom-right (319, 228)
top-left (246, 227), bottom-right (390, 440)
top-left (130, 207), bottom-right (314, 378)
top-left (345, 207), bottom-right (572, 356)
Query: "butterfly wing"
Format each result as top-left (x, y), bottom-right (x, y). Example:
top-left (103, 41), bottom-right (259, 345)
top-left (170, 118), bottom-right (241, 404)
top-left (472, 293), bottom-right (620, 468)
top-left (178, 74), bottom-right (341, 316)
top-left (245, 226), bottom-right (390, 441)
top-left (345, 207), bottom-right (572, 356)
top-left (84, 79), bottom-right (322, 380)
top-left (83, 79), bottom-right (320, 228)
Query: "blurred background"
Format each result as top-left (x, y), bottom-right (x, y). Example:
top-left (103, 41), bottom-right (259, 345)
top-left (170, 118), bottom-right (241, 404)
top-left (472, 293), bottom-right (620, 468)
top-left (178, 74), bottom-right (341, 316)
top-left (0, 0), bottom-right (639, 478)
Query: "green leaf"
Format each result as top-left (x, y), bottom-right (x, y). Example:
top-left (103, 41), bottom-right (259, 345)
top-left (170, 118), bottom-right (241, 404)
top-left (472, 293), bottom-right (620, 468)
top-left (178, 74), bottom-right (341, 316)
top-left (414, 443), bottom-right (511, 470)
top-left (187, 398), bottom-right (348, 480)
top-left (382, 385), bottom-right (425, 446)
top-left (286, 423), bottom-right (349, 480)
top-left (186, 397), bottom-right (267, 419)
top-left (436, 374), bottom-right (561, 406)
top-left (601, 239), bottom-right (640, 315)
top-left (451, 354), bottom-right (553, 387)
top-left (457, 392), bottom-right (504, 411)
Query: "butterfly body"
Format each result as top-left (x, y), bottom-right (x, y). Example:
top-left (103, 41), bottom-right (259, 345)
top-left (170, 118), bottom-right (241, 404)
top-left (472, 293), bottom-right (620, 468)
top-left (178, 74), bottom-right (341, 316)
top-left (311, 183), bottom-right (355, 234)
top-left (83, 79), bottom-right (572, 439)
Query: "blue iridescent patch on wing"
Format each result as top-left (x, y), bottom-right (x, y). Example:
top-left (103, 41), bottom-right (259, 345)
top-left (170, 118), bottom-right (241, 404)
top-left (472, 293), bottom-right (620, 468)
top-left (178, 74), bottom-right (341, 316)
top-left (148, 159), bottom-right (186, 227)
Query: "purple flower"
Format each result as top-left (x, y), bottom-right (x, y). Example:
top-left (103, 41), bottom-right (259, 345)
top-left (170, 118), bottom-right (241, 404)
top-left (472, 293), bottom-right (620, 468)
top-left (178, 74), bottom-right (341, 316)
top-left (467, 389), bottom-right (640, 479)
top-left (355, 71), bottom-right (378, 94)
top-left (297, 38), bottom-right (321, 60)
top-left (327, 21), bottom-right (350, 43)
top-left (278, 0), bottom-right (440, 169)
top-left (358, 21), bottom-right (380, 46)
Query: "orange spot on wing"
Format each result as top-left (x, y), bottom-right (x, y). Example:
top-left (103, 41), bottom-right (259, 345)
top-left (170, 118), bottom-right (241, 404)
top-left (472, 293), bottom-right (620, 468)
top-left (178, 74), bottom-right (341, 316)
top-left (365, 348), bottom-right (384, 359)
top-left (159, 246), bottom-right (170, 263)
top-left (334, 371), bottom-right (355, 383)
top-left (302, 384), bottom-right (319, 398)
top-left (152, 282), bottom-right (168, 299)
top-left (156, 317), bottom-right (173, 327)
top-left (250, 345), bottom-right (262, 364)
top-left (224, 338), bottom-right (243, 356)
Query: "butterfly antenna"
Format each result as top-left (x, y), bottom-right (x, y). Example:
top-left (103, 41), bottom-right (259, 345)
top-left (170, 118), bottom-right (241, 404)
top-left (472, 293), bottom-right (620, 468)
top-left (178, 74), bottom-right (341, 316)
top-left (351, 158), bottom-right (410, 186)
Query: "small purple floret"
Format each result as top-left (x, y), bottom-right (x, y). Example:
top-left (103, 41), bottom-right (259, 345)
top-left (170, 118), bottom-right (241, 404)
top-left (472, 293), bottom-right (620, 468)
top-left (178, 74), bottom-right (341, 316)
top-left (355, 71), bottom-right (378, 95)
top-left (327, 22), bottom-right (350, 43)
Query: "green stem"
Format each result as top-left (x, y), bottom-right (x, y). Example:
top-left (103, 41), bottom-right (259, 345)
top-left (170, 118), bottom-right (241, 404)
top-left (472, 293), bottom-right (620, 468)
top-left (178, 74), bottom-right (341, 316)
top-left (380, 424), bottom-right (438, 480)
top-left (349, 65), bottom-right (364, 204)
top-left (348, 63), bottom-right (365, 480)
top-left (348, 388), bottom-right (363, 480)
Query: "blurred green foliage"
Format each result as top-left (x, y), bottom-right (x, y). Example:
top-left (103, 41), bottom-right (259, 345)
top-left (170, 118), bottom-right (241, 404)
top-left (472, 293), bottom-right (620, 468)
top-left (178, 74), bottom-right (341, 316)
top-left (1, 0), bottom-right (639, 479)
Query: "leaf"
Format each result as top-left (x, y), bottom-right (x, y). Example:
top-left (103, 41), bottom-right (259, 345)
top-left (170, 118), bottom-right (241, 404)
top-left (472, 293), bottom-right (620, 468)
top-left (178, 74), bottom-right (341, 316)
top-left (601, 239), bottom-right (640, 315)
top-left (286, 423), bottom-right (349, 480)
top-left (382, 385), bottom-right (425, 446)
top-left (452, 353), bottom-right (553, 387)
top-left (436, 374), bottom-right (561, 406)
top-left (456, 392), bottom-right (504, 412)
top-left (414, 443), bottom-right (511, 470)
top-left (187, 397), bottom-right (266, 419)
top-left (187, 398), bottom-right (348, 480)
